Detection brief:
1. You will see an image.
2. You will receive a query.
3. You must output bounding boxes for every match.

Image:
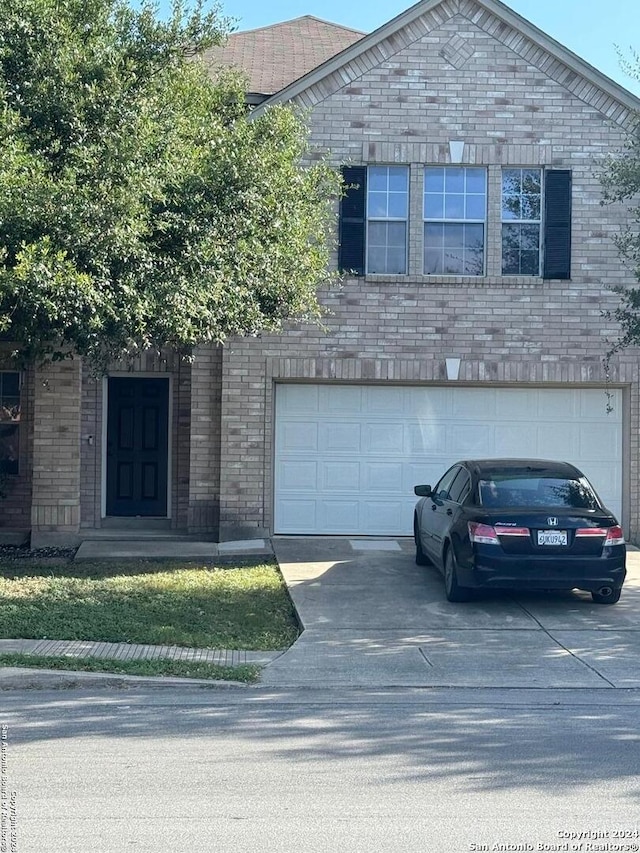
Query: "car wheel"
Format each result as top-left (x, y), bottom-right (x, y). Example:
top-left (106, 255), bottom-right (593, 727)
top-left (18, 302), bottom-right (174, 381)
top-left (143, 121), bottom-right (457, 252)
top-left (444, 547), bottom-right (472, 602)
top-left (591, 587), bottom-right (622, 605)
top-left (414, 516), bottom-right (430, 566)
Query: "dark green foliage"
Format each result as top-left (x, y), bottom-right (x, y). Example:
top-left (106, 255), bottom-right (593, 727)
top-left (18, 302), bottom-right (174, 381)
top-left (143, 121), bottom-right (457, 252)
top-left (0, 0), bottom-right (341, 367)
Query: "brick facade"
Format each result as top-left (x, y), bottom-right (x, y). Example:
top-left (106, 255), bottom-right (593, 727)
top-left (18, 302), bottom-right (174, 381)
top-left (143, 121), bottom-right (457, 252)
top-left (216, 1), bottom-right (640, 540)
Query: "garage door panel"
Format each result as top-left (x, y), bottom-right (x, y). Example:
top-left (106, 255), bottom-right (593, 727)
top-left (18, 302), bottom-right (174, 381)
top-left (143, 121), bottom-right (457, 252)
top-left (578, 423), bottom-right (620, 458)
top-left (278, 384), bottom-right (319, 413)
top-left (274, 385), bottom-right (623, 535)
top-left (320, 385), bottom-right (363, 413)
top-left (495, 389), bottom-right (537, 420)
top-left (279, 460), bottom-right (317, 491)
top-left (362, 462), bottom-right (404, 493)
top-left (452, 388), bottom-right (497, 418)
top-left (365, 386), bottom-right (403, 413)
top-left (276, 499), bottom-right (317, 532)
top-left (319, 422), bottom-right (362, 453)
top-left (321, 461), bottom-right (361, 491)
top-left (494, 424), bottom-right (538, 456)
top-left (320, 501), bottom-right (360, 532)
top-left (278, 422), bottom-right (318, 452)
top-left (580, 390), bottom-right (616, 419)
top-left (404, 387), bottom-right (451, 416)
top-left (362, 501), bottom-right (407, 534)
top-left (405, 422), bottom-right (447, 455)
top-left (537, 423), bottom-right (579, 457)
top-left (537, 390), bottom-right (578, 420)
top-left (364, 423), bottom-right (404, 454)
top-left (448, 424), bottom-right (492, 457)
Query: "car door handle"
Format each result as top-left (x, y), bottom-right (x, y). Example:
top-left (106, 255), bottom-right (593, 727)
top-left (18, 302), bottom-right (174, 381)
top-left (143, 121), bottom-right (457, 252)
top-left (446, 508), bottom-right (453, 516)
top-left (431, 504), bottom-right (437, 511)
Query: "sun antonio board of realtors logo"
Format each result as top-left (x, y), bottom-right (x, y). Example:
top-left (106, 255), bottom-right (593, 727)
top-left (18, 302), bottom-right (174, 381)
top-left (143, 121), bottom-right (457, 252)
top-left (547, 517), bottom-right (558, 527)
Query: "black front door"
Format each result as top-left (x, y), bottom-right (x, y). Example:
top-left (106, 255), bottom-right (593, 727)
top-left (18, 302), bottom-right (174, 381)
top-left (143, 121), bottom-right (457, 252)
top-left (106, 378), bottom-right (169, 517)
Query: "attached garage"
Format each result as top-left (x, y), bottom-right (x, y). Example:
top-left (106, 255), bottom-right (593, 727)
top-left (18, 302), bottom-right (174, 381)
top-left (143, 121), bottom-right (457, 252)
top-left (273, 384), bottom-right (623, 535)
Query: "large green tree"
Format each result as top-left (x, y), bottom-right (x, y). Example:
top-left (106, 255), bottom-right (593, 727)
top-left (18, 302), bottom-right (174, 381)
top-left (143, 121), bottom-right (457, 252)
top-left (0, 0), bottom-right (341, 367)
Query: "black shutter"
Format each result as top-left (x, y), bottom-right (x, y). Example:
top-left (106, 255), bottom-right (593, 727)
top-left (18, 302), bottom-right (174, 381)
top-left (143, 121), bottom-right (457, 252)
top-left (338, 166), bottom-right (367, 275)
top-left (543, 170), bottom-right (572, 279)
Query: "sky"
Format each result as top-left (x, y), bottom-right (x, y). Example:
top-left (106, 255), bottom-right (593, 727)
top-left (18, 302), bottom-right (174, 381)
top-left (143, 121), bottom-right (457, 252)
top-left (152, 0), bottom-right (640, 96)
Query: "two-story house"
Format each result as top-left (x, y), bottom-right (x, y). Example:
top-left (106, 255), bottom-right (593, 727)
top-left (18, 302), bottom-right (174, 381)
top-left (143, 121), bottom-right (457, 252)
top-left (2, 0), bottom-right (639, 546)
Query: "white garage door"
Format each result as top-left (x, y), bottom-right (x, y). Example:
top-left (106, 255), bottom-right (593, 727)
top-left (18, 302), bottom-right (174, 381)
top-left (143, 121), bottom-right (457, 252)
top-left (274, 385), bottom-right (623, 535)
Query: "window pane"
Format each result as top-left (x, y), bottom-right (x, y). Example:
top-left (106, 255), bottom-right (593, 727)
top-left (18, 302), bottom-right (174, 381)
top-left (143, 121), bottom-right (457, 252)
top-left (0, 423), bottom-right (19, 475)
top-left (424, 194), bottom-right (444, 218)
top-left (502, 169), bottom-right (521, 194)
top-left (520, 251), bottom-right (540, 276)
top-left (367, 246), bottom-right (387, 273)
top-left (387, 192), bottom-right (407, 219)
top-left (424, 248), bottom-right (442, 274)
top-left (465, 170), bottom-right (486, 193)
top-left (388, 167), bottom-right (408, 192)
top-left (465, 194), bottom-right (485, 219)
top-left (444, 194), bottom-right (464, 219)
top-left (387, 221), bottom-right (407, 246)
top-left (502, 193), bottom-right (521, 220)
top-left (424, 222), bottom-right (444, 244)
top-left (521, 224), bottom-right (540, 251)
top-left (425, 168), bottom-right (444, 192)
top-left (521, 194), bottom-right (541, 220)
top-left (368, 167), bottom-right (388, 192)
top-left (368, 192), bottom-right (388, 218)
top-left (368, 221), bottom-right (386, 246)
top-left (386, 248), bottom-right (407, 274)
top-left (443, 223), bottom-right (465, 246)
top-left (522, 170), bottom-right (541, 193)
top-left (465, 223), bottom-right (485, 247)
top-left (442, 248), bottom-right (464, 275)
top-left (1, 373), bottom-right (19, 397)
top-left (445, 168), bottom-right (464, 193)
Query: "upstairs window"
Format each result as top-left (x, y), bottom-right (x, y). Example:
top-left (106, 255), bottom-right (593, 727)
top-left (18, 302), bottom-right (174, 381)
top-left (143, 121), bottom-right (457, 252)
top-left (502, 169), bottom-right (542, 275)
top-left (424, 167), bottom-right (486, 276)
top-left (366, 166), bottom-right (408, 274)
top-left (0, 372), bottom-right (20, 475)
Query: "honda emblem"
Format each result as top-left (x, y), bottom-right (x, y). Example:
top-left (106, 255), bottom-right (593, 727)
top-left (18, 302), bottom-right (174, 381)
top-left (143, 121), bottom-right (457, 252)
top-left (547, 517), bottom-right (558, 527)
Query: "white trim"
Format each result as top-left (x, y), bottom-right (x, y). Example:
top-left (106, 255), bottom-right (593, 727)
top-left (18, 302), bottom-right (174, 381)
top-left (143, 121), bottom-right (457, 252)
top-left (101, 373), bottom-right (172, 520)
top-left (250, 0), bottom-right (640, 120)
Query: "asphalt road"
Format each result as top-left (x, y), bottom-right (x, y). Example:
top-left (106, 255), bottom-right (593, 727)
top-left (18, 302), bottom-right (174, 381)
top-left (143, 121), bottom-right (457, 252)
top-left (2, 687), bottom-right (640, 853)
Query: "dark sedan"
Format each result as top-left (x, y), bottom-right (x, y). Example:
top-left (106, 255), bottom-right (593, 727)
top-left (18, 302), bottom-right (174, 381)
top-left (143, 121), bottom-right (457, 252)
top-left (414, 459), bottom-right (626, 604)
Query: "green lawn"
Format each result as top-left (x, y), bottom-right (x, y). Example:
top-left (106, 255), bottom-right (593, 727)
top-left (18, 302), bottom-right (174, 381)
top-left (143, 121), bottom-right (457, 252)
top-left (0, 559), bottom-right (299, 650)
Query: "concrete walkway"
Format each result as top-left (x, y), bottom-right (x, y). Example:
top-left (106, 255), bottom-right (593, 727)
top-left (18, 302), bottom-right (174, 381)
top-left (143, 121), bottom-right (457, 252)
top-left (0, 638), bottom-right (280, 667)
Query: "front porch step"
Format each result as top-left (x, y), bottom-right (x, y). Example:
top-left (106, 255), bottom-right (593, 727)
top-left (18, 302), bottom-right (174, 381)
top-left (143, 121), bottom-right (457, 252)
top-left (80, 530), bottom-right (218, 542)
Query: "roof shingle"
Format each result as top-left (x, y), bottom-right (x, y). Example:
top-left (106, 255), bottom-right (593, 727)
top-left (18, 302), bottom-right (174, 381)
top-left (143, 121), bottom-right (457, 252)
top-left (203, 15), bottom-right (365, 96)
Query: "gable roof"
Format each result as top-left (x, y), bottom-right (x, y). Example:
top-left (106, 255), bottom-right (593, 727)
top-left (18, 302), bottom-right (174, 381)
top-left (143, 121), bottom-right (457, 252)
top-left (202, 15), bottom-right (365, 97)
top-left (251, 0), bottom-right (640, 124)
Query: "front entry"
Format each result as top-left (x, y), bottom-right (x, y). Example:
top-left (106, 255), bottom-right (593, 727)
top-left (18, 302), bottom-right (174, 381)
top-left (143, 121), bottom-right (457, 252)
top-left (106, 377), bottom-right (169, 517)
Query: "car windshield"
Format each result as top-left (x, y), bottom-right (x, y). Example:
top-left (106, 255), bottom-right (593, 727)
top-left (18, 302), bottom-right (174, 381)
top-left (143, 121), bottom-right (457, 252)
top-left (478, 475), bottom-right (599, 509)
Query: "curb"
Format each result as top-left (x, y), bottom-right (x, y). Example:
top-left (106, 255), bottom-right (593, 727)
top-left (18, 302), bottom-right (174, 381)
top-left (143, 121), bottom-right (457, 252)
top-left (0, 667), bottom-right (250, 690)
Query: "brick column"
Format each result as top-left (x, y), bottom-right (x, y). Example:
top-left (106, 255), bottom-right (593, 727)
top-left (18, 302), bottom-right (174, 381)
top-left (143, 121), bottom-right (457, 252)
top-left (187, 344), bottom-right (222, 536)
top-left (30, 357), bottom-right (82, 547)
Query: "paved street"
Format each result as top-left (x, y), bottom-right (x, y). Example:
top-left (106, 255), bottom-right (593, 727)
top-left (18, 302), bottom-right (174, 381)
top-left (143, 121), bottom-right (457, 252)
top-left (2, 687), bottom-right (640, 852)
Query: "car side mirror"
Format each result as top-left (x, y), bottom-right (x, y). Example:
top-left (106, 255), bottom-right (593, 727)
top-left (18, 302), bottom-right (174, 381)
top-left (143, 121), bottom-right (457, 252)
top-left (414, 485), bottom-right (433, 497)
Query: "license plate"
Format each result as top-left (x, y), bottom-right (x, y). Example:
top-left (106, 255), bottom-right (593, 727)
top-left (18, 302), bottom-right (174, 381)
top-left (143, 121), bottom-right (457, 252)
top-left (537, 530), bottom-right (568, 546)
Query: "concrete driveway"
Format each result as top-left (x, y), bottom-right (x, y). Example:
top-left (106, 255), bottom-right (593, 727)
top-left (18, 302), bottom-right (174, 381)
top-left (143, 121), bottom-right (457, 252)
top-left (262, 537), bottom-right (640, 689)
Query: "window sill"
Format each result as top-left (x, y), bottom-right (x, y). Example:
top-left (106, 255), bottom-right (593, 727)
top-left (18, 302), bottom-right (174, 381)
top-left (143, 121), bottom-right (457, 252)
top-left (361, 274), bottom-right (548, 286)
